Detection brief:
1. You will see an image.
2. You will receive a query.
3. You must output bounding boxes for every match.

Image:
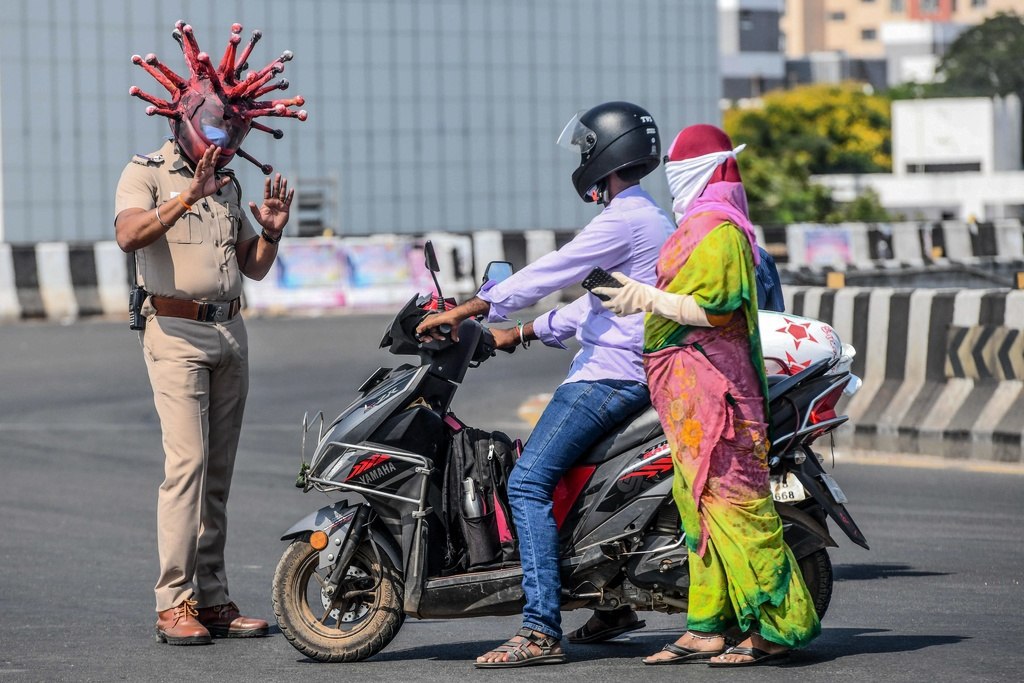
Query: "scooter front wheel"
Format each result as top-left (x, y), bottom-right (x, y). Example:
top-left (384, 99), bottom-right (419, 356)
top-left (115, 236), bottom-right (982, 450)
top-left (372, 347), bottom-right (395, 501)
top-left (272, 534), bottom-right (405, 662)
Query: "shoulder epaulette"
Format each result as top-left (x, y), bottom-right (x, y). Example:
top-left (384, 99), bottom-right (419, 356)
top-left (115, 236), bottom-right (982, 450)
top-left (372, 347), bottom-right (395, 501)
top-left (130, 153), bottom-right (165, 166)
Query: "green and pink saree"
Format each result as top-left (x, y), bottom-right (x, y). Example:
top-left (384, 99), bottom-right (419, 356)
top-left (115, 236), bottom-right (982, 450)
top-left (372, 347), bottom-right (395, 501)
top-left (643, 182), bottom-right (820, 648)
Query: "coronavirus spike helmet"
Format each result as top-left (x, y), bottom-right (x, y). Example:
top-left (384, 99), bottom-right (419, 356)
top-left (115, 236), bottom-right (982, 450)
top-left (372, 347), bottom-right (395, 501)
top-left (129, 20), bottom-right (307, 174)
top-left (557, 101), bottom-right (661, 203)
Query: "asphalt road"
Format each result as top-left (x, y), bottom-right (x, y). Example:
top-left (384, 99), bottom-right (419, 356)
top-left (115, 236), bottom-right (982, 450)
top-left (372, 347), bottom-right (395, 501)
top-left (1, 315), bottom-right (1022, 682)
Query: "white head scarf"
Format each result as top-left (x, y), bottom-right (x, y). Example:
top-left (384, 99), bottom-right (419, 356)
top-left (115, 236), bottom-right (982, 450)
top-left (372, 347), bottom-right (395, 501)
top-left (665, 144), bottom-right (746, 223)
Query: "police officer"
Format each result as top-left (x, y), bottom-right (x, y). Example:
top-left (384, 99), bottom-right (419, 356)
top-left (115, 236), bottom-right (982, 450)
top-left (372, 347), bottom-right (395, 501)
top-left (114, 21), bottom-right (306, 645)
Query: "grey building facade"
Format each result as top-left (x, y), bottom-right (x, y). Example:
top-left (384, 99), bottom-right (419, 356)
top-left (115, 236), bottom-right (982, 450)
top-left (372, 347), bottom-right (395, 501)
top-left (719, 0), bottom-right (784, 100)
top-left (0, 0), bottom-right (720, 244)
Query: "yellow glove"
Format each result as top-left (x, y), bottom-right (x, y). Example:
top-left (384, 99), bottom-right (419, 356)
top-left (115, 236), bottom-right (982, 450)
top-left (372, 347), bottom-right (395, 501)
top-left (593, 272), bottom-right (714, 326)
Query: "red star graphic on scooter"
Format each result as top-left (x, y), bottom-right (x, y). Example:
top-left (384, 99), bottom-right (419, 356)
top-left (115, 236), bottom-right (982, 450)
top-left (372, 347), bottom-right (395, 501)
top-left (776, 317), bottom-right (818, 350)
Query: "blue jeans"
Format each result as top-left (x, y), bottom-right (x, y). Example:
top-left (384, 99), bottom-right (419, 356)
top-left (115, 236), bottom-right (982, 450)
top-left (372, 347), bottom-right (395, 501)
top-left (507, 379), bottom-right (650, 639)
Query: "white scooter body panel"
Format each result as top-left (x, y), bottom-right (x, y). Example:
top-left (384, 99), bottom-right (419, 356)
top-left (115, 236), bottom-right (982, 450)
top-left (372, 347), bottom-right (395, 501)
top-left (759, 311), bottom-right (843, 376)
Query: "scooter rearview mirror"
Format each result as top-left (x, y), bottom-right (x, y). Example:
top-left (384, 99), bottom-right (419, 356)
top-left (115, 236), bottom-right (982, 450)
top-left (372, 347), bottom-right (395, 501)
top-left (423, 240), bottom-right (444, 301)
top-left (482, 260), bottom-right (514, 285)
top-left (424, 241), bottom-right (440, 273)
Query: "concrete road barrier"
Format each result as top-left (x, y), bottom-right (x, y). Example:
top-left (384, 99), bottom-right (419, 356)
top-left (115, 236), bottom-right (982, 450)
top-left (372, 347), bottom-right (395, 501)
top-left (787, 286), bottom-right (1024, 463)
top-left (5, 230), bottom-right (1023, 465)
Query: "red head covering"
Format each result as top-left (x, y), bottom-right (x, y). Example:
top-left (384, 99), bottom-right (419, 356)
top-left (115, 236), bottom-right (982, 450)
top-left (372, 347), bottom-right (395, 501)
top-left (663, 123), bottom-right (759, 265)
top-left (665, 124), bottom-right (742, 184)
top-left (129, 21), bottom-right (307, 173)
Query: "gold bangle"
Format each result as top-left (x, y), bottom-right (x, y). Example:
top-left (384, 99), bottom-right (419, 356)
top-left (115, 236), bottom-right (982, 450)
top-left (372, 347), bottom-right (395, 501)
top-left (176, 194), bottom-right (192, 211)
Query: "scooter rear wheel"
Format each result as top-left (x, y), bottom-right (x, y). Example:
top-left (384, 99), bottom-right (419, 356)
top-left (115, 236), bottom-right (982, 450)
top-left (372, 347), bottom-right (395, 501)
top-left (272, 534), bottom-right (405, 662)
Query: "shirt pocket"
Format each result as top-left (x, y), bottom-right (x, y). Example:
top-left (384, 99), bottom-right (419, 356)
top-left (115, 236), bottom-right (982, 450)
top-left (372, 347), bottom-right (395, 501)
top-left (163, 205), bottom-right (203, 244)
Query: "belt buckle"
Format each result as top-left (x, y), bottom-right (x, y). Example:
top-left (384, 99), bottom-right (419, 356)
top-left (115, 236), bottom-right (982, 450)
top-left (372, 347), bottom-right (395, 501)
top-left (196, 302), bottom-right (226, 323)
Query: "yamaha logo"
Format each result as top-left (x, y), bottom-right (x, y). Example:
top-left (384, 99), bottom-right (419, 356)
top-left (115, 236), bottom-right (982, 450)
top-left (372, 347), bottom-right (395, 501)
top-left (345, 453), bottom-right (397, 483)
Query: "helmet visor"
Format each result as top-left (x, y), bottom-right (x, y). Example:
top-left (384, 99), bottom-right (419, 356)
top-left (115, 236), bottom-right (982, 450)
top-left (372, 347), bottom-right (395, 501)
top-left (557, 111), bottom-right (598, 154)
top-left (190, 99), bottom-right (250, 152)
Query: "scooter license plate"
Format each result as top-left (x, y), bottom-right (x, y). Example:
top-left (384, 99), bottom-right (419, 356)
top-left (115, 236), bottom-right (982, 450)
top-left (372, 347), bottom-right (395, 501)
top-left (770, 473), bottom-right (808, 503)
top-left (819, 472), bottom-right (848, 504)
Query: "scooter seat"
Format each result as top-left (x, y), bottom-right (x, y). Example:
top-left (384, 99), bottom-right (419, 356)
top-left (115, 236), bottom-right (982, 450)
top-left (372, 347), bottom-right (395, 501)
top-left (577, 405), bottom-right (663, 466)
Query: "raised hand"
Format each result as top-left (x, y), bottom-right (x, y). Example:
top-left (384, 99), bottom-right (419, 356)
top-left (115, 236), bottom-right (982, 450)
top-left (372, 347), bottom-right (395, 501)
top-left (186, 145), bottom-right (232, 203)
top-left (248, 173), bottom-right (294, 238)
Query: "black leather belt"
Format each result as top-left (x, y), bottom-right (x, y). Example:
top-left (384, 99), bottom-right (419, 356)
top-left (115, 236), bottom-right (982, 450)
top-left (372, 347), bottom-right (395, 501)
top-left (151, 295), bottom-right (241, 322)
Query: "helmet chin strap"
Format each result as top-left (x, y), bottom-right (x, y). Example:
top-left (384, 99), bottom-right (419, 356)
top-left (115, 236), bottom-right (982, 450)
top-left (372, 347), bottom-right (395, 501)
top-left (587, 179), bottom-right (610, 206)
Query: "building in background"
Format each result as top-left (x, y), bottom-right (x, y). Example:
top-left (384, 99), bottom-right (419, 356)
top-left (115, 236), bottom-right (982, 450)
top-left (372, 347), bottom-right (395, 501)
top-left (880, 19), bottom-right (966, 86)
top-left (782, 0), bottom-right (1020, 59)
top-left (816, 95), bottom-right (1024, 221)
top-left (719, 0), bottom-right (785, 99)
top-left (780, 0), bottom-right (1020, 91)
top-left (0, 0), bottom-right (720, 244)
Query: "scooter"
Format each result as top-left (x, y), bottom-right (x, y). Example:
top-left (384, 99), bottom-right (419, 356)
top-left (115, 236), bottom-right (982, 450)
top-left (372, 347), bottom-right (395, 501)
top-left (271, 243), bottom-right (868, 662)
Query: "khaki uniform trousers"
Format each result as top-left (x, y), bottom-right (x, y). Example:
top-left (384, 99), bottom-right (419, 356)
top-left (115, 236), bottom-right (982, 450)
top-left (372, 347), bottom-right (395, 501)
top-left (141, 313), bottom-right (249, 612)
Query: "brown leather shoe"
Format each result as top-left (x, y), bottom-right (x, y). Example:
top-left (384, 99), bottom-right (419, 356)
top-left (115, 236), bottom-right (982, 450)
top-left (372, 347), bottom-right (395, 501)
top-left (195, 602), bottom-right (270, 638)
top-left (155, 598), bottom-right (212, 645)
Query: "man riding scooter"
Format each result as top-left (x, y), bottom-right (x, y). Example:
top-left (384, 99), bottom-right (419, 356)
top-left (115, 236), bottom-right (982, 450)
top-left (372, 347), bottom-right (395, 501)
top-left (416, 101), bottom-right (674, 668)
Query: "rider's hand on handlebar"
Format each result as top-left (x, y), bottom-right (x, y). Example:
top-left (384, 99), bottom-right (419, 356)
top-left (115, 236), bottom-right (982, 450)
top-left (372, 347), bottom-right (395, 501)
top-left (416, 310), bottom-right (463, 342)
top-left (415, 296), bottom-right (492, 344)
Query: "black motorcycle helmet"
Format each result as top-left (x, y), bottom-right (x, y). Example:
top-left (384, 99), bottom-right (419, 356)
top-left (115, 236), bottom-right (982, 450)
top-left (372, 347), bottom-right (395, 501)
top-left (557, 101), bottom-right (661, 203)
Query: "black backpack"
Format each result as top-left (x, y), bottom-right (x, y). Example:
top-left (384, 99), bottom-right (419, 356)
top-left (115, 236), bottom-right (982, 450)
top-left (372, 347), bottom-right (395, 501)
top-left (442, 425), bottom-right (519, 571)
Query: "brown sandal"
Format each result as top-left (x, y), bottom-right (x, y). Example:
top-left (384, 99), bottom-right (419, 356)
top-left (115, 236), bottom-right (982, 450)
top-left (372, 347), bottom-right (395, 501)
top-left (475, 628), bottom-right (567, 668)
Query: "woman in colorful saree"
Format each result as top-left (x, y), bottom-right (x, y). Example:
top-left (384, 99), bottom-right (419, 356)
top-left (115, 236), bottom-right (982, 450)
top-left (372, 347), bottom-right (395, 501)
top-left (592, 124), bottom-right (820, 668)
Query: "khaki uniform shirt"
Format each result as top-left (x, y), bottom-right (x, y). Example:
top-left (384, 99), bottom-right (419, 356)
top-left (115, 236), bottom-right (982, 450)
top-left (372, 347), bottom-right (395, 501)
top-left (114, 140), bottom-right (257, 301)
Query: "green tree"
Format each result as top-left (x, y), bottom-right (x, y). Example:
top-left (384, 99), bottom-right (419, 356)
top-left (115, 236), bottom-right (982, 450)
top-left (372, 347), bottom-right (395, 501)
top-left (723, 83), bottom-right (893, 225)
top-left (933, 12), bottom-right (1024, 99)
top-left (824, 188), bottom-right (893, 223)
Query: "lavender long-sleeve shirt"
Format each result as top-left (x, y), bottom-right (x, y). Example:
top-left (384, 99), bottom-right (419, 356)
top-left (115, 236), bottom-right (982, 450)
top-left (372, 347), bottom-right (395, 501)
top-left (479, 186), bottom-right (674, 385)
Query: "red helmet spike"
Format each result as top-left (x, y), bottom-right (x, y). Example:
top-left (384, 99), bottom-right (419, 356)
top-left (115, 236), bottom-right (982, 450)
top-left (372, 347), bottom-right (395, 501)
top-left (132, 55), bottom-right (178, 94)
top-left (250, 121), bottom-right (284, 139)
top-left (178, 25), bottom-right (204, 78)
top-left (130, 21), bottom-right (306, 169)
top-left (234, 54), bottom-right (290, 97)
top-left (217, 30), bottom-right (242, 84)
top-left (171, 27), bottom-right (185, 53)
top-left (235, 148), bottom-right (273, 175)
top-left (146, 106), bottom-right (179, 119)
top-left (242, 104), bottom-right (286, 119)
top-left (256, 54), bottom-right (289, 77)
top-left (234, 30), bottom-right (262, 80)
top-left (148, 56), bottom-right (188, 91)
top-left (196, 52), bottom-right (229, 100)
top-left (253, 78), bottom-right (288, 99)
top-left (264, 108), bottom-right (307, 121)
top-left (267, 96), bottom-right (305, 108)
top-left (231, 67), bottom-right (280, 100)
top-left (130, 86), bottom-right (171, 109)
